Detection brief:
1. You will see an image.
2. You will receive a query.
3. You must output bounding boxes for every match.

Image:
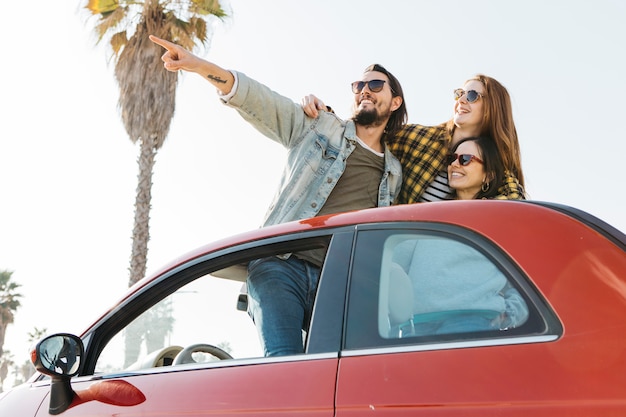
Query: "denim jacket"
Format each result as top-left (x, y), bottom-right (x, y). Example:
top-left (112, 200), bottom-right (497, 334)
top-left (224, 71), bottom-right (402, 227)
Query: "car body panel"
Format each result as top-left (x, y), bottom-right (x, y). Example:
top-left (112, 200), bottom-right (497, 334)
top-left (333, 202), bottom-right (626, 416)
top-left (336, 340), bottom-right (626, 416)
top-left (32, 358), bottom-right (338, 416)
top-left (0, 382), bottom-right (48, 416)
top-left (2, 200), bottom-right (624, 416)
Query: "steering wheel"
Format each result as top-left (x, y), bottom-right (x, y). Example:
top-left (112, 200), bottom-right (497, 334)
top-left (172, 343), bottom-right (233, 365)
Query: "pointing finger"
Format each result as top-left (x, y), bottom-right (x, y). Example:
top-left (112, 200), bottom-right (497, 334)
top-left (149, 35), bottom-right (176, 51)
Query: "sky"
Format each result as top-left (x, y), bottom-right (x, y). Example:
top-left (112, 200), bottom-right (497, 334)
top-left (1, 0), bottom-right (625, 387)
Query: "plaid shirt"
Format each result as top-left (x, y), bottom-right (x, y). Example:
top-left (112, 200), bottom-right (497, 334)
top-left (388, 123), bottom-right (525, 204)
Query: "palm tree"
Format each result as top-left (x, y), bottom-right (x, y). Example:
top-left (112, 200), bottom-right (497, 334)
top-left (84, 0), bottom-right (228, 288)
top-left (0, 270), bottom-right (22, 362)
top-left (85, 0), bottom-right (227, 367)
top-left (0, 351), bottom-right (13, 392)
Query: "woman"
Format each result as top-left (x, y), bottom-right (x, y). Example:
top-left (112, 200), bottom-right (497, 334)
top-left (446, 136), bottom-right (510, 200)
top-left (390, 75), bottom-right (525, 203)
top-left (302, 74), bottom-right (526, 203)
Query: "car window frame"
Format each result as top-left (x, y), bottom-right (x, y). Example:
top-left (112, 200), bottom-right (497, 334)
top-left (342, 222), bottom-right (563, 355)
top-left (75, 227), bottom-right (356, 377)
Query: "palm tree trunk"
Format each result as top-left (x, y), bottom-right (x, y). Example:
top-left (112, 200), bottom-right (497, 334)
top-left (124, 135), bottom-right (157, 366)
top-left (128, 134), bottom-right (157, 287)
top-left (0, 322), bottom-right (6, 359)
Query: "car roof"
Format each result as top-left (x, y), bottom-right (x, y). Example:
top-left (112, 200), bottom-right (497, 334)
top-left (147, 199), bottom-right (625, 284)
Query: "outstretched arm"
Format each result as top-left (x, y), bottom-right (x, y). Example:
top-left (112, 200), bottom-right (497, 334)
top-left (149, 35), bottom-right (235, 95)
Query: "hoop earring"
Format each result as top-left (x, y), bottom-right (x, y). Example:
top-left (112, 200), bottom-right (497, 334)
top-left (481, 181), bottom-right (490, 192)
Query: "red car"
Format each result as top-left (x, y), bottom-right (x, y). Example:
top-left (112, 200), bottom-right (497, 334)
top-left (1, 200), bottom-right (625, 416)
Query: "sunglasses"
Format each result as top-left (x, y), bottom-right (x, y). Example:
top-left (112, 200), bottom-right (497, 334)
top-left (446, 153), bottom-right (484, 166)
top-left (351, 79), bottom-right (387, 94)
top-left (453, 88), bottom-right (484, 103)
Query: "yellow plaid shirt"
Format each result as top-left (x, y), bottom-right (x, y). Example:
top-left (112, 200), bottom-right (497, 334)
top-left (388, 123), bottom-right (525, 204)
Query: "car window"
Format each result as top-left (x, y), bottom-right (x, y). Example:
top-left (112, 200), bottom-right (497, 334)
top-left (95, 273), bottom-right (262, 373)
top-left (345, 228), bottom-right (548, 350)
top-left (92, 234), bottom-right (335, 373)
top-left (381, 234), bottom-right (528, 339)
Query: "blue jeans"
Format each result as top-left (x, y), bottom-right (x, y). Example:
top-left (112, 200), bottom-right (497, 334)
top-left (247, 256), bottom-right (321, 357)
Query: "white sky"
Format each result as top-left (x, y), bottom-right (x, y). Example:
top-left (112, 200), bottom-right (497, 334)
top-left (1, 0), bottom-right (625, 382)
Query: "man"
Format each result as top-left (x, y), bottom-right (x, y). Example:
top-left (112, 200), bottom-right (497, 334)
top-left (150, 35), bottom-right (407, 356)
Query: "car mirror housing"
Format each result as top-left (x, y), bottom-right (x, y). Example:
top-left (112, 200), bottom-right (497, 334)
top-left (32, 334), bottom-right (83, 377)
top-left (31, 333), bottom-right (84, 415)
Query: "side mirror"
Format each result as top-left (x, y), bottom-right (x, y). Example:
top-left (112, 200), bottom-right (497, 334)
top-left (236, 282), bottom-right (248, 311)
top-left (236, 293), bottom-right (248, 311)
top-left (31, 334), bottom-right (84, 415)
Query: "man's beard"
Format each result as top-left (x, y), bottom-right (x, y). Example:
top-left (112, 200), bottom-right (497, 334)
top-left (353, 106), bottom-right (391, 128)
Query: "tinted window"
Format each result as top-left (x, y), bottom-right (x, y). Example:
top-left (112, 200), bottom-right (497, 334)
top-left (345, 227), bottom-right (552, 350)
top-left (383, 235), bottom-right (528, 338)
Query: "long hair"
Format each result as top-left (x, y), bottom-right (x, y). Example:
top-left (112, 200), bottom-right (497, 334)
top-left (449, 136), bottom-right (504, 199)
top-left (447, 75), bottom-right (525, 187)
top-left (363, 64), bottom-right (408, 143)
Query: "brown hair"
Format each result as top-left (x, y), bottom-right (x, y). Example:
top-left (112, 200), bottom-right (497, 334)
top-left (448, 75), bottom-right (525, 187)
top-left (363, 64), bottom-right (408, 143)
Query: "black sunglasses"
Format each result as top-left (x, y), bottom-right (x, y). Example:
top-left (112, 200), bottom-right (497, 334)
top-left (351, 79), bottom-right (387, 94)
top-left (446, 153), bottom-right (484, 166)
top-left (454, 88), bottom-right (484, 103)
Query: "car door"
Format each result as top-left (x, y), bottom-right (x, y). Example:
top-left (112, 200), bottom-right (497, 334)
top-left (335, 224), bottom-right (571, 416)
top-left (31, 229), bottom-right (354, 417)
